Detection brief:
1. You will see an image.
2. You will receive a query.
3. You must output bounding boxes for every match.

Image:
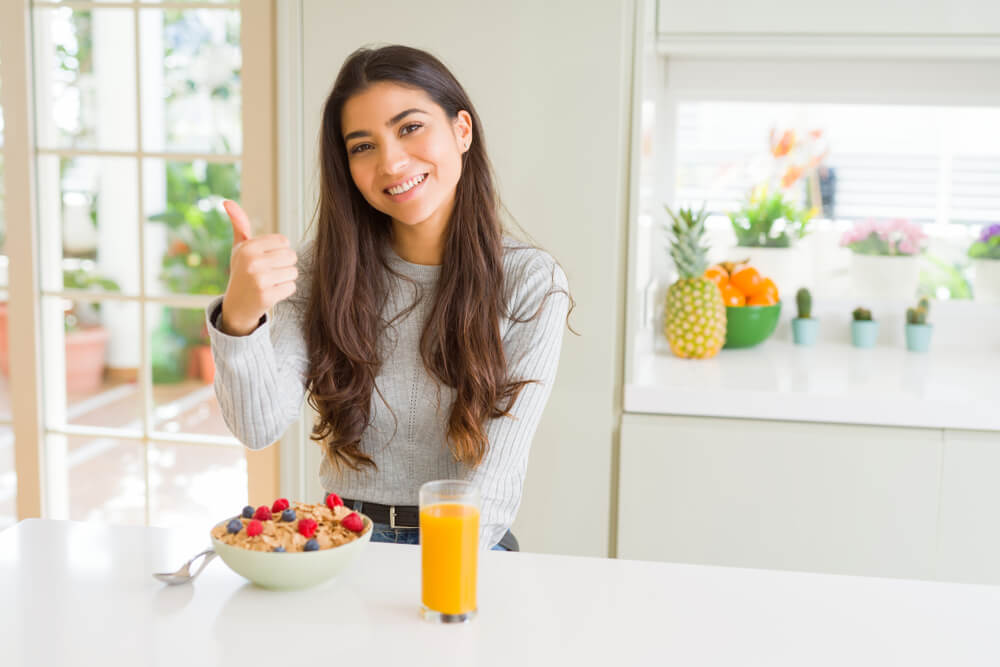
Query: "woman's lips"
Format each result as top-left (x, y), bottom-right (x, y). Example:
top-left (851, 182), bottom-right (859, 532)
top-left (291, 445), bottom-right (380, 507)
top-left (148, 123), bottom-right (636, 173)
top-left (385, 173), bottom-right (428, 203)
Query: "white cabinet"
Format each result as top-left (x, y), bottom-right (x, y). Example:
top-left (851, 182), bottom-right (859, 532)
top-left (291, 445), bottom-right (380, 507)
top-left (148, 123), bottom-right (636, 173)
top-left (937, 429), bottom-right (1000, 585)
top-left (657, 0), bottom-right (1000, 35)
top-left (618, 414), bottom-right (943, 580)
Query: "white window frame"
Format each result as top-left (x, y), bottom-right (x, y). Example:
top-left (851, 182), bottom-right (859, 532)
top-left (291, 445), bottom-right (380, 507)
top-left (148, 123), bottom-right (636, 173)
top-left (0, 0), bottom-right (282, 523)
top-left (624, 23), bottom-right (1000, 385)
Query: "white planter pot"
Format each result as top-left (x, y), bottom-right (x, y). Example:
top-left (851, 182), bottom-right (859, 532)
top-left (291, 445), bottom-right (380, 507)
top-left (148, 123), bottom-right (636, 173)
top-left (849, 254), bottom-right (920, 301)
top-left (728, 245), bottom-right (810, 300)
top-left (972, 259), bottom-right (1000, 304)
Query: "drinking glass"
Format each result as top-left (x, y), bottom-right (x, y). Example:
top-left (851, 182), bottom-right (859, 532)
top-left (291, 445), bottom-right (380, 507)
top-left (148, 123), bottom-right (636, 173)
top-left (419, 480), bottom-right (480, 623)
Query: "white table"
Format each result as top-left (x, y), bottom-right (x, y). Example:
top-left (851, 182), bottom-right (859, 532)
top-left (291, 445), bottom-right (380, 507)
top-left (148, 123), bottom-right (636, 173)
top-left (2, 519), bottom-right (999, 666)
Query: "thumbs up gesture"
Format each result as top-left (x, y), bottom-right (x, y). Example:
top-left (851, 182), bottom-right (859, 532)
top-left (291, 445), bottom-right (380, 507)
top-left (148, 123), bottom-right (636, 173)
top-left (219, 200), bottom-right (298, 336)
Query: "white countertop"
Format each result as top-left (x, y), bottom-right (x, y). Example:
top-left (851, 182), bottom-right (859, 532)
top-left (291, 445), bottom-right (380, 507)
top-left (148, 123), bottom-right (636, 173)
top-left (3, 519), bottom-right (1000, 665)
top-left (626, 336), bottom-right (999, 431)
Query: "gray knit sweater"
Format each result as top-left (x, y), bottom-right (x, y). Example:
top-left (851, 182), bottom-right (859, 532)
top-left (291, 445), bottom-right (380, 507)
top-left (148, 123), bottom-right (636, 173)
top-left (206, 237), bottom-right (569, 550)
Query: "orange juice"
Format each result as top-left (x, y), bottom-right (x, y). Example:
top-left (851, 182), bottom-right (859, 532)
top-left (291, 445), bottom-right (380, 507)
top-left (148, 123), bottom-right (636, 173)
top-left (420, 502), bottom-right (479, 615)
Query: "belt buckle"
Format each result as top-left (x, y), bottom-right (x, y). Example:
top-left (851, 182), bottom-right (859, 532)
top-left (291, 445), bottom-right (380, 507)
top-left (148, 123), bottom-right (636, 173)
top-left (389, 505), bottom-right (416, 529)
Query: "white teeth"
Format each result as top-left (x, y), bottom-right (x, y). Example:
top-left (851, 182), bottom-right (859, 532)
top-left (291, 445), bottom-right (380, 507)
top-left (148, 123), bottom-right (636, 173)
top-left (387, 173), bottom-right (425, 195)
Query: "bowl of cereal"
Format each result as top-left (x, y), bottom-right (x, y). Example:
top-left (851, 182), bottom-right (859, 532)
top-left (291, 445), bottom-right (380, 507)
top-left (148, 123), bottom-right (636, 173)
top-left (210, 494), bottom-right (372, 590)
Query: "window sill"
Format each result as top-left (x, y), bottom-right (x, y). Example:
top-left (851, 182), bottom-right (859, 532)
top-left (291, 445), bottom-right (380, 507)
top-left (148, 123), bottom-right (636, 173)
top-left (625, 334), bottom-right (998, 431)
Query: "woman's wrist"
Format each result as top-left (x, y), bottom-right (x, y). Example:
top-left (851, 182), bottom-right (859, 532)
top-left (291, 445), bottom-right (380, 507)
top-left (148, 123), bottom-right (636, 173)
top-left (219, 305), bottom-right (261, 337)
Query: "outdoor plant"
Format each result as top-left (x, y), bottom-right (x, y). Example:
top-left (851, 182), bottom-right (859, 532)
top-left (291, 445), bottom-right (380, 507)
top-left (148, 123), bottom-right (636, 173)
top-left (149, 161), bottom-right (240, 346)
top-left (840, 218), bottom-right (927, 256)
top-left (906, 297), bottom-right (931, 325)
top-left (62, 265), bottom-right (121, 331)
top-left (968, 223), bottom-right (1000, 260)
top-left (795, 287), bottom-right (812, 319)
top-left (852, 307), bottom-right (873, 322)
top-left (728, 186), bottom-right (815, 248)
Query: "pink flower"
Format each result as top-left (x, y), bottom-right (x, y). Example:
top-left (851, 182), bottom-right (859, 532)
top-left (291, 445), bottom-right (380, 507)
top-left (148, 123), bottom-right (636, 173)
top-left (898, 238), bottom-right (917, 254)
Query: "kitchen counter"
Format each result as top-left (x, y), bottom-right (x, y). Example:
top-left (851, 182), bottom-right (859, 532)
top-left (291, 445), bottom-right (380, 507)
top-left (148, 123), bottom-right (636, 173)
top-left (3, 519), bottom-right (1000, 665)
top-left (626, 336), bottom-right (998, 431)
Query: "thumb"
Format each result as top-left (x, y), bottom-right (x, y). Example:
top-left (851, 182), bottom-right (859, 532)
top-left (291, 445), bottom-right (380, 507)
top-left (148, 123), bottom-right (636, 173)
top-left (223, 199), bottom-right (252, 244)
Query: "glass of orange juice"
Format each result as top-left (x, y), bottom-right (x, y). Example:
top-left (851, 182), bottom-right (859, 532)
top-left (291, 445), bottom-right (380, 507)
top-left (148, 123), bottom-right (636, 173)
top-left (419, 479), bottom-right (480, 623)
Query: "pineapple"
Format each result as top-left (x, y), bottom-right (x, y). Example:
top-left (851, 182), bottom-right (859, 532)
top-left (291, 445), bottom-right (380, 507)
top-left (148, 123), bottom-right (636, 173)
top-left (664, 205), bottom-right (727, 359)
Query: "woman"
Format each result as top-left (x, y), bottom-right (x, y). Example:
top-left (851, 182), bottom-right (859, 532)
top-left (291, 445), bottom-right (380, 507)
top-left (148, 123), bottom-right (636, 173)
top-left (207, 45), bottom-right (571, 552)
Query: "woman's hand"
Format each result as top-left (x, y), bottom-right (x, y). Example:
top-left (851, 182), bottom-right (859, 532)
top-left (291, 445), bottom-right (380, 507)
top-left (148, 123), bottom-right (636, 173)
top-left (219, 200), bottom-right (298, 336)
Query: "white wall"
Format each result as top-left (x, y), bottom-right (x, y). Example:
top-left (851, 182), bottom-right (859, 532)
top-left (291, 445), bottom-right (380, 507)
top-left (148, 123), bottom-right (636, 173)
top-left (293, 0), bottom-right (637, 557)
top-left (657, 0), bottom-right (1000, 35)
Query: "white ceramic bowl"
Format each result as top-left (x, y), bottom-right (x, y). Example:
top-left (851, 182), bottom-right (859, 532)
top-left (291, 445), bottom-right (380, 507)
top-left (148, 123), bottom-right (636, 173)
top-left (210, 514), bottom-right (373, 590)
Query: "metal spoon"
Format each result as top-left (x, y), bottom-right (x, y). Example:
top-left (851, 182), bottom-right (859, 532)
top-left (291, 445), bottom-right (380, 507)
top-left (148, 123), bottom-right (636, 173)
top-left (153, 548), bottom-right (217, 585)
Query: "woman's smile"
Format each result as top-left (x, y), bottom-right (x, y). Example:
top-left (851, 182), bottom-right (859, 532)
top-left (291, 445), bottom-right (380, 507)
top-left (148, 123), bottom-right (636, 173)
top-left (384, 172), bottom-right (429, 202)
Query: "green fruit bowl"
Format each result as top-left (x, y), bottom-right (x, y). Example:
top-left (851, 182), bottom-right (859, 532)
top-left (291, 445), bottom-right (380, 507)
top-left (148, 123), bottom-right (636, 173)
top-left (724, 301), bottom-right (782, 349)
top-left (209, 514), bottom-right (373, 590)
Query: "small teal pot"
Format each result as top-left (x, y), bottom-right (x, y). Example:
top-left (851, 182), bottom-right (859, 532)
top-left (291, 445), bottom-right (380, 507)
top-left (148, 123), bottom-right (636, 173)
top-left (850, 320), bottom-right (879, 348)
top-left (905, 323), bottom-right (933, 353)
top-left (791, 318), bottom-right (820, 346)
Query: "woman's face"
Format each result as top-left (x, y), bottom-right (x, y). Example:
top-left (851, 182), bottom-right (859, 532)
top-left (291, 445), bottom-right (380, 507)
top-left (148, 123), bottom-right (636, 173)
top-left (342, 81), bottom-right (472, 230)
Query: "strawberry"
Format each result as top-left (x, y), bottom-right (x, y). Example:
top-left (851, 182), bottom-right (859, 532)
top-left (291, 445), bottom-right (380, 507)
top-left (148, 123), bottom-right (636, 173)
top-left (325, 492), bottom-right (344, 510)
top-left (246, 519), bottom-right (263, 537)
top-left (271, 498), bottom-right (290, 513)
top-left (253, 506), bottom-right (272, 521)
top-left (298, 518), bottom-right (318, 538)
top-left (341, 513), bottom-right (363, 533)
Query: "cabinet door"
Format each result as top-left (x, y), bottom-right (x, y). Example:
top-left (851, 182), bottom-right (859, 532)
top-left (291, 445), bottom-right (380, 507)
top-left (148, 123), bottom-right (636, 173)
top-left (618, 415), bottom-right (941, 580)
top-left (937, 429), bottom-right (1000, 585)
top-left (657, 0), bottom-right (1000, 35)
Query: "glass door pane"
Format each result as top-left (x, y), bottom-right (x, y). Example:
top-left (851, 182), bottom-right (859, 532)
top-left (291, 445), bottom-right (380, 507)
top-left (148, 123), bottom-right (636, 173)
top-left (149, 440), bottom-right (246, 527)
top-left (32, 7), bottom-right (137, 152)
top-left (139, 8), bottom-right (241, 154)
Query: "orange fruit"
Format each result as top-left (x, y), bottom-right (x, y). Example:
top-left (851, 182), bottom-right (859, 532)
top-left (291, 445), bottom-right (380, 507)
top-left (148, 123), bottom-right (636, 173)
top-left (747, 292), bottom-right (778, 306)
top-left (720, 284), bottom-right (746, 307)
top-left (729, 264), bottom-right (762, 296)
top-left (754, 277), bottom-right (779, 300)
top-left (703, 265), bottom-right (729, 287)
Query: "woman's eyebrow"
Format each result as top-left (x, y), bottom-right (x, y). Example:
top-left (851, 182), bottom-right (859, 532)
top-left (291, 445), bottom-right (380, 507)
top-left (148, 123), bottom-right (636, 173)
top-left (344, 108), bottom-right (428, 142)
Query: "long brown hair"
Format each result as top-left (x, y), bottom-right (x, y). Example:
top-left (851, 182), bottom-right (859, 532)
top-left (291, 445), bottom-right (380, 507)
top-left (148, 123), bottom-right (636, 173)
top-left (305, 45), bottom-right (568, 472)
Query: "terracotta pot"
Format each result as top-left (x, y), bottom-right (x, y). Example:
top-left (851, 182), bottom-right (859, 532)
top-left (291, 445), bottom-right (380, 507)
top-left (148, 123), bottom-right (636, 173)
top-left (66, 326), bottom-right (110, 394)
top-left (193, 344), bottom-right (215, 384)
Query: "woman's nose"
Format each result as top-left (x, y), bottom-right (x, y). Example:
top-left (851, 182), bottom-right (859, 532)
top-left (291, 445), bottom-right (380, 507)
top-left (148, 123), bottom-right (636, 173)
top-left (378, 143), bottom-right (409, 175)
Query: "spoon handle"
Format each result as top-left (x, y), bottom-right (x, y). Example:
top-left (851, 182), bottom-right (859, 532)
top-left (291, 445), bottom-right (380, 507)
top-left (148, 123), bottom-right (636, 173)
top-left (188, 549), bottom-right (217, 580)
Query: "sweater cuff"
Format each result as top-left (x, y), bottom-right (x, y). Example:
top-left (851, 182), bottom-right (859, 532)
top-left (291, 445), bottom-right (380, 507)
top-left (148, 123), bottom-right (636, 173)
top-left (205, 296), bottom-right (270, 357)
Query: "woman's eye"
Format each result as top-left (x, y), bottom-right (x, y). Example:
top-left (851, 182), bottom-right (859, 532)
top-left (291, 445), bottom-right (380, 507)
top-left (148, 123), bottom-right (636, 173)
top-left (400, 123), bottom-right (422, 136)
top-left (350, 143), bottom-right (372, 155)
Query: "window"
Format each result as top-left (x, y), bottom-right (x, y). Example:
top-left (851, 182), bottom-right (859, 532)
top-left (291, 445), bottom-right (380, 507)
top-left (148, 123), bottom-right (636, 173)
top-left (634, 56), bottom-right (1000, 312)
top-left (675, 102), bottom-right (1000, 227)
top-left (9, 0), bottom-right (258, 527)
top-left (669, 101), bottom-right (999, 300)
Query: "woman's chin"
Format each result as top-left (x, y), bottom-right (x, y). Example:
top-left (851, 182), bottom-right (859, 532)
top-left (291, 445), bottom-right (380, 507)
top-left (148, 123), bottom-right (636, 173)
top-left (389, 207), bottom-right (438, 228)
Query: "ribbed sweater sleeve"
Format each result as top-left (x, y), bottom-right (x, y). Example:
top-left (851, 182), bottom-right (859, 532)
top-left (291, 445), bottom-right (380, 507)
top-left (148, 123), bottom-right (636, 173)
top-left (467, 254), bottom-right (570, 551)
top-left (205, 242), bottom-right (313, 450)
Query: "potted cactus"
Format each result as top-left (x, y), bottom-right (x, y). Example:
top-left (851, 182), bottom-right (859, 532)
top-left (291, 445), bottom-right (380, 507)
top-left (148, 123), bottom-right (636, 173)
top-left (904, 297), bottom-right (933, 353)
top-left (850, 307), bottom-right (879, 349)
top-left (791, 287), bottom-right (819, 346)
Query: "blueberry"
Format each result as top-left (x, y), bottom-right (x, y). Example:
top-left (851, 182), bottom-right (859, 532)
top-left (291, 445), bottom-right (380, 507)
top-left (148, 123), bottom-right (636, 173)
top-left (304, 539), bottom-right (319, 551)
top-left (273, 546), bottom-right (286, 553)
top-left (226, 518), bottom-right (242, 534)
top-left (281, 509), bottom-right (296, 522)
top-left (241, 505), bottom-right (254, 519)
